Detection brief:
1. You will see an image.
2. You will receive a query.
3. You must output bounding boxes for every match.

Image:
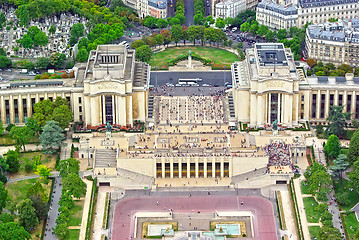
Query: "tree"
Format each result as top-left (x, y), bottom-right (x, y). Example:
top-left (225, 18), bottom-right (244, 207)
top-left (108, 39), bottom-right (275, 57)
top-left (276, 29), bottom-right (287, 40)
top-left (15, 5), bottom-right (30, 26)
top-left (326, 105), bottom-right (350, 138)
top-left (58, 190), bottom-right (74, 209)
top-left (49, 25), bottom-right (56, 35)
top-left (63, 173), bottom-right (86, 199)
top-left (130, 40), bottom-right (146, 49)
top-left (70, 23), bottom-right (85, 39)
top-left (54, 221), bottom-right (69, 239)
top-left (206, 15), bottom-right (215, 25)
top-left (338, 64), bottom-right (353, 73)
top-left (215, 17), bottom-right (225, 29)
top-left (193, 13), bottom-right (205, 25)
top-left (17, 199), bottom-right (38, 232)
top-left (9, 126), bottom-right (33, 152)
top-left (144, 16), bottom-right (157, 28)
top-left (335, 192), bottom-right (350, 206)
top-left (49, 52), bottom-right (66, 69)
top-left (135, 45), bottom-right (152, 63)
top-left (0, 56), bottom-right (11, 69)
top-left (249, 23), bottom-right (259, 36)
top-left (25, 118), bottom-right (41, 135)
top-left (171, 25), bottom-right (183, 46)
top-left (5, 150), bottom-right (19, 173)
top-left (324, 134), bottom-right (341, 160)
top-left (33, 99), bottom-right (54, 126)
top-left (26, 181), bottom-right (47, 202)
top-left (59, 158), bottom-right (80, 178)
top-left (265, 30), bottom-right (275, 42)
top-left (35, 165), bottom-right (52, 180)
top-left (348, 129), bottom-right (359, 165)
top-left (52, 104), bottom-right (72, 129)
top-left (29, 195), bottom-right (48, 220)
top-left (0, 182), bottom-right (7, 213)
top-left (156, 18), bottom-right (167, 29)
top-left (240, 22), bottom-right (250, 32)
top-left (0, 213), bottom-right (14, 224)
top-left (168, 17), bottom-right (180, 26)
top-left (154, 34), bottom-right (163, 47)
top-left (0, 122), bottom-right (3, 137)
top-left (306, 59), bottom-right (317, 68)
top-left (40, 121), bottom-right (65, 154)
top-left (76, 47), bottom-right (89, 63)
top-left (224, 17), bottom-right (233, 27)
top-left (257, 25), bottom-right (268, 38)
top-left (330, 154), bottom-right (349, 182)
top-left (20, 34), bottom-right (33, 49)
top-left (349, 159), bottom-right (359, 192)
top-left (35, 57), bottom-right (49, 70)
top-left (0, 222), bottom-right (31, 240)
top-left (33, 31), bottom-right (48, 46)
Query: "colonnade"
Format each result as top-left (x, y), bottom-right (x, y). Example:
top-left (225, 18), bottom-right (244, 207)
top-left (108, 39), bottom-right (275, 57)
top-left (155, 157), bottom-right (232, 178)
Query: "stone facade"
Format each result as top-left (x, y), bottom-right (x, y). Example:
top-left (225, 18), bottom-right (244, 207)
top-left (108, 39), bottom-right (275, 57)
top-left (0, 45), bottom-right (150, 127)
top-left (215, 0), bottom-right (246, 19)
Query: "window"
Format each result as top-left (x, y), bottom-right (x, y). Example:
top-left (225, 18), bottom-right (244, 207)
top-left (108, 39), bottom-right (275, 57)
top-left (79, 97), bottom-right (82, 104)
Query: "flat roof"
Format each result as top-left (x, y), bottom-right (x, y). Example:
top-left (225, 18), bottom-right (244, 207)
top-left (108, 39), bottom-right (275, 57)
top-left (256, 44), bottom-right (288, 66)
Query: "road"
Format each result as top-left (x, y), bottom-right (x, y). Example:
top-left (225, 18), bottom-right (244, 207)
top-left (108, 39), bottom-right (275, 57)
top-left (167, 0), bottom-right (176, 18)
top-left (150, 71), bottom-right (232, 87)
top-left (0, 70), bottom-right (35, 82)
top-left (204, 0), bottom-right (212, 17)
top-left (184, 0), bottom-right (194, 26)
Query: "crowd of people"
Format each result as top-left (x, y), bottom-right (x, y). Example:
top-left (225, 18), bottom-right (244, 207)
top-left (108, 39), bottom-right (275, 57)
top-left (264, 142), bottom-right (293, 168)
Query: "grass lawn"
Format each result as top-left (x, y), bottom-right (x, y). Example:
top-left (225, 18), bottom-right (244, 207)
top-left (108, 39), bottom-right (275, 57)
top-left (301, 181), bottom-right (310, 195)
top-left (67, 229), bottom-right (80, 240)
top-left (342, 212), bottom-right (358, 240)
top-left (0, 134), bottom-right (39, 146)
top-left (309, 226), bottom-right (321, 239)
top-left (149, 46), bottom-right (239, 69)
top-left (333, 179), bottom-right (359, 211)
top-left (5, 178), bottom-right (51, 208)
top-left (303, 197), bottom-right (320, 223)
top-left (68, 200), bottom-right (84, 226)
top-left (8, 151), bottom-right (57, 179)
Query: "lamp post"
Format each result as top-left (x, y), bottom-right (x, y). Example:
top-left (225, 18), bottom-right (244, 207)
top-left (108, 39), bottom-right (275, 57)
top-left (86, 138), bottom-right (90, 166)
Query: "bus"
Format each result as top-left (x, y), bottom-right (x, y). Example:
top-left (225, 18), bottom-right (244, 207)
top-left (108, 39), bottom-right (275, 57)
top-left (178, 78), bottom-right (202, 86)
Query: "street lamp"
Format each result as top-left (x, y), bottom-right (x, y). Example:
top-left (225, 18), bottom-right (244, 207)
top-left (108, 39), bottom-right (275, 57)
top-left (86, 138), bottom-right (90, 166)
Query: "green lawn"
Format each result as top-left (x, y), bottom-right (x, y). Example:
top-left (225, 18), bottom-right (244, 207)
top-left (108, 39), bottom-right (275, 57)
top-left (150, 46), bottom-right (239, 69)
top-left (309, 226), bottom-right (321, 239)
top-left (301, 181), bottom-right (310, 195)
top-left (67, 229), bottom-right (80, 240)
top-left (0, 134), bottom-right (39, 146)
top-left (342, 212), bottom-right (358, 240)
top-left (5, 178), bottom-right (38, 204)
top-left (68, 200), bottom-right (84, 226)
top-left (333, 179), bottom-right (359, 211)
top-left (303, 197), bottom-right (320, 223)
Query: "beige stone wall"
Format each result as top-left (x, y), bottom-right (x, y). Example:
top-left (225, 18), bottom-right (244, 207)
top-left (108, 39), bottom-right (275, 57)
top-left (232, 157), bottom-right (268, 176)
top-left (118, 158), bottom-right (155, 177)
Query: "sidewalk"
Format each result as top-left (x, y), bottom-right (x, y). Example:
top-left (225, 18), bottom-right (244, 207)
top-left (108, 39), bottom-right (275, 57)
top-left (92, 187), bottom-right (113, 240)
top-left (280, 189), bottom-right (299, 240)
top-left (293, 176), bottom-right (311, 240)
top-left (79, 179), bottom-right (93, 240)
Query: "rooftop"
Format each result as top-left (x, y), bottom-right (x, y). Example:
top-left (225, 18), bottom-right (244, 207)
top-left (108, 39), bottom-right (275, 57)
top-left (257, 0), bottom-right (298, 15)
top-left (255, 43), bottom-right (288, 67)
top-left (298, 0), bottom-right (358, 8)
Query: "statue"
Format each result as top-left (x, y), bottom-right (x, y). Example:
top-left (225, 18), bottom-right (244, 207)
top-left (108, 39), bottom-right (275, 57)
top-left (188, 50), bottom-right (191, 57)
top-left (105, 122), bottom-right (112, 138)
top-left (272, 119), bottom-right (278, 136)
top-left (187, 50), bottom-right (193, 69)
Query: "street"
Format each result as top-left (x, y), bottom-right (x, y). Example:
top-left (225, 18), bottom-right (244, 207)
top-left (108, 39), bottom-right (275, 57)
top-left (184, 0), bottom-right (194, 26)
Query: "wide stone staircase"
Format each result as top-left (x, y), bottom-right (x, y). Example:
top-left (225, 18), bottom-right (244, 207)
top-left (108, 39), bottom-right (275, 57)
top-left (94, 149), bottom-right (117, 168)
top-left (117, 168), bottom-right (155, 185)
top-left (231, 166), bottom-right (268, 183)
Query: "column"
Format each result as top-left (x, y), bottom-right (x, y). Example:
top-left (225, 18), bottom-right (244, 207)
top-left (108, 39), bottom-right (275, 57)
top-left (18, 95), bottom-right (23, 123)
top-left (325, 90), bottom-right (330, 118)
top-left (277, 93), bottom-right (281, 122)
top-left (126, 96), bottom-right (133, 126)
top-left (0, 96), bottom-right (5, 124)
top-left (117, 96), bottom-right (126, 126)
top-left (27, 94), bottom-right (32, 118)
top-left (281, 94), bottom-right (284, 123)
top-left (212, 158), bottom-right (216, 178)
top-left (294, 94), bottom-right (299, 124)
top-left (204, 158), bottom-right (207, 178)
top-left (187, 158), bottom-right (190, 178)
top-left (84, 96), bottom-right (91, 126)
top-left (267, 93), bottom-right (271, 124)
top-left (35, 94), bottom-right (40, 103)
top-left (112, 95), bottom-right (115, 124)
top-left (9, 95), bottom-right (14, 124)
top-left (91, 96), bottom-right (99, 126)
top-left (161, 159), bottom-right (165, 178)
top-left (102, 95), bottom-right (106, 124)
top-left (115, 96), bottom-right (119, 124)
top-left (304, 91), bottom-right (310, 120)
top-left (178, 158), bottom-right (182, 178)
top-left (220, 158), bottom-right (224, 178)
top-left (250, 94), bottom-right (257, 126)
top-left (256, 95), bottom-right (264, 126)
top-left (44, 93), bottom-right (48, 100)
top-left (351, 91), bottom-right (356, 119)
top-left (316, 90), bottom-right (321, 119)
top-left (170, 158), bottom-right (173, 178)
top-left (334, 90), bottom-right (339, 106)
top-left (229, 159), bottom-right (233, 177)
top-left (343, 91), bottom-right (347, 113)
top-left (195, 159), bottom-right (199, 178)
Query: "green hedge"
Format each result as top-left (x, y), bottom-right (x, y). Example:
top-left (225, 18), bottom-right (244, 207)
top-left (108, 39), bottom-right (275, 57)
top-left (289, 179), bottom-right (304, 240)
top-left (165, 53), bottom-right (213, 67)
top-left (85, 178), bottom-right (98, 240)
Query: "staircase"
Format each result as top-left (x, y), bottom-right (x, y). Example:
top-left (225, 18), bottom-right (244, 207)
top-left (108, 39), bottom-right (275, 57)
top-left (231, 166), bottom-right (268, 183)
top-left (117, 168), bottom-right (155, 185)
top-left (94, 149), bottom-right (117, 168)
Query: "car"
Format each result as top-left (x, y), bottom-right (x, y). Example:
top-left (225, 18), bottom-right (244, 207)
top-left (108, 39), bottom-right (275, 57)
top-left (0, 77), bottom-right (3, 81)
top-left (202, 84), bottom-right (209, 87)
top-left (28, 71), bottom-right (36, 76)
top-left (175, 84), bottom-right (181, 87)
top-left (5, 69), bottom-right (11, 72)
top-left (0, 69), bottom-right (3, 71)
top-left (214, 84), bottom-right (219, 87)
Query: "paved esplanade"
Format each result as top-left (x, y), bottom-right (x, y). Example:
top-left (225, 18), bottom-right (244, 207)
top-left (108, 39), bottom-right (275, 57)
top-left (112, 195), bottom-right (277, 240)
